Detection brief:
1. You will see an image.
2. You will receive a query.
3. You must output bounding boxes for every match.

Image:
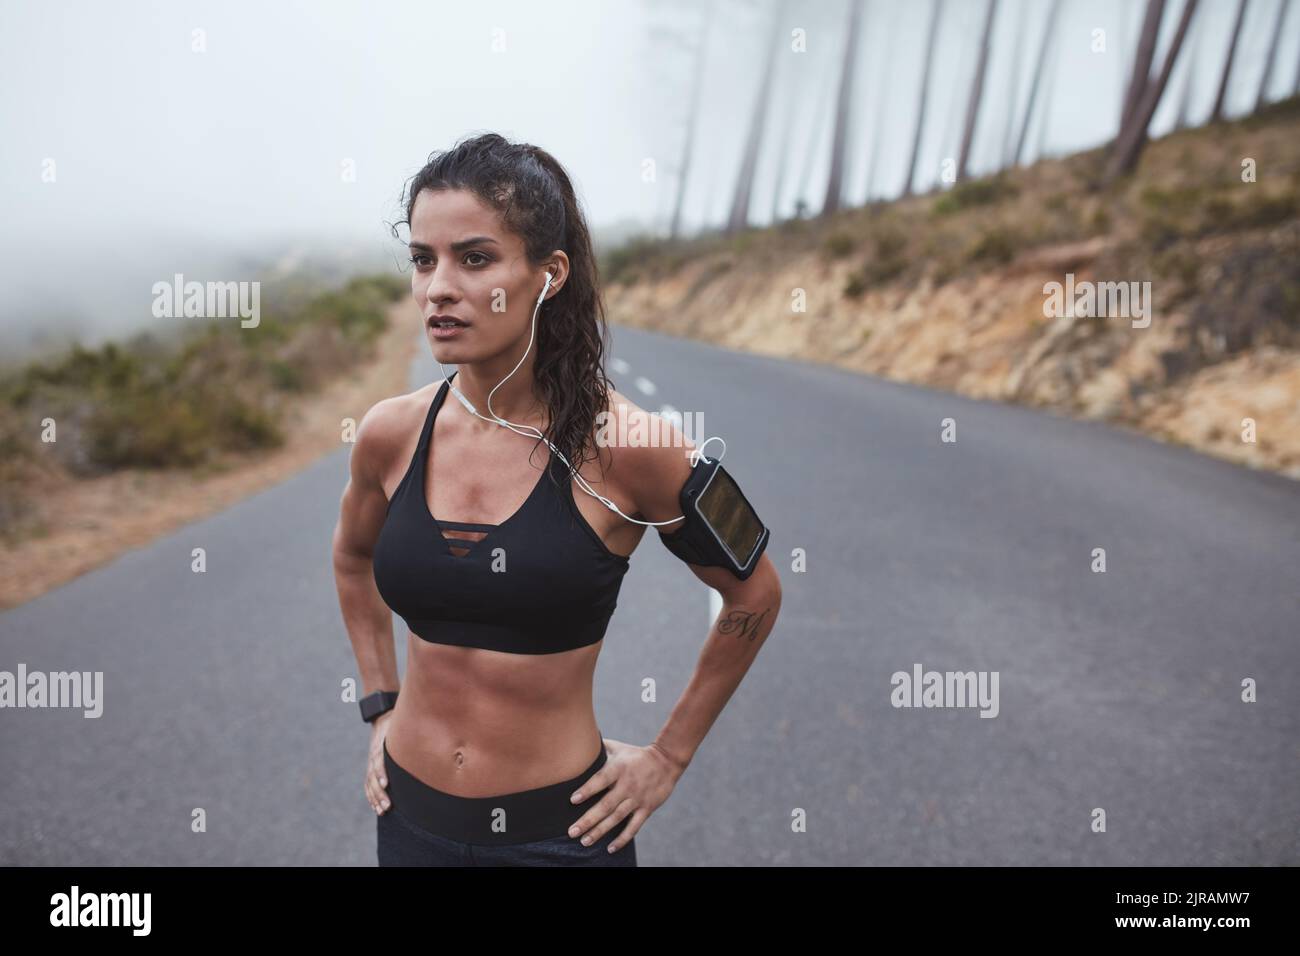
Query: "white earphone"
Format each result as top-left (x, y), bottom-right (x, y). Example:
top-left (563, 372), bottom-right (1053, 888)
top-left (435, 271), bottom-right (725, 527)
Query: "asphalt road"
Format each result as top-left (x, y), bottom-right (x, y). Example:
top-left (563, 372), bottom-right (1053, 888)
top-left (1, 323), bottom-right (1297, 865)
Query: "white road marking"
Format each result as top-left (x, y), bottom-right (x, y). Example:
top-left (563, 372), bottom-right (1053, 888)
top-left (606, 363), bottom-right (708, 622)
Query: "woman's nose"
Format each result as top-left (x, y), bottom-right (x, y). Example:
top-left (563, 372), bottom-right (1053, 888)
top-left (424, 263), bottom-right (457, 306)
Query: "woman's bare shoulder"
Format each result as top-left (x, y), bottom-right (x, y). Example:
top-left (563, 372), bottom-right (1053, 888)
top-left (351, 381), bottom-right (440, 482)
top-left (600, 385), bottom-right (696, 503)
top-left (603, 385), bottom-right (697, 446)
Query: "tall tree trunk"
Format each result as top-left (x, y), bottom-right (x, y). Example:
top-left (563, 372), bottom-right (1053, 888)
top-left (700, 150), bottom-right (721, 232)
top-left (999, 1), bottom-right (1028, 167)
top-left (1255, 0), bottom-right (1291, 111)
top-left (903, 0), bottom-right (944, 197)
top-left (1012, 0), bottom-right (1063, 166)
top-left (1106, 0), bottom-right (1200, 182)
top-left (1117, 0), bottom-right (1135, 118)
top-left (1294, 9), bottom-right (1300, 95)
top-left (1035, 25), bottom-right (1060, 160)
top-left (864, 0), bottom-right (902, 203)
top-left (956, 0), bottom-right (999, 182)
top-left (820, 0), bottom-right (865, 217)
top-left (769, 69), bottom-right (799, 224)
top-left (767, 0), bottom-right (808, 224)
top-left (669, 3), bottom-right (717, 241)
top-left (726, 0), bottom-right (789, 235)
top-left (1211, 0), bottom-right (1250, 122)
top-left (1174, 7), bottom-right (1201, 130)
top-left (1121, 0), bottom-right (1166, 133)
top-left (795, 49), bottom-right (837, 218)
top-left (936, 0), bottom-right (977, 187)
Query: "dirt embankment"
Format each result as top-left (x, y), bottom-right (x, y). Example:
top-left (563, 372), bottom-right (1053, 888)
top-left (603, 106), bottom-right (1300, 481)
top-left (0, 298), bottom-right (420, 609)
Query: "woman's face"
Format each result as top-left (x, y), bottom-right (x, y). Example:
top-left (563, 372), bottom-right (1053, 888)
top-left (407, 187), bottom-right (552, 363)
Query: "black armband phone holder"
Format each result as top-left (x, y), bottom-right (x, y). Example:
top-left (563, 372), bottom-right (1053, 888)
top-left (657, 454), bottom-right (770, 580)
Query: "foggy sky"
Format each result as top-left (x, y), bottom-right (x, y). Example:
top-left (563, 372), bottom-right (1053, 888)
top-left (2, 0), bottom-right (1296, 354)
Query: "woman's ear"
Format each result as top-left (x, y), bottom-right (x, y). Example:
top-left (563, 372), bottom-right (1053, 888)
top-left (542, 252), bottom-right (570, 298)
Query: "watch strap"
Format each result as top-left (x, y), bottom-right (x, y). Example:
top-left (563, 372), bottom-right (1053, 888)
top-left (359, 689), bottom-right (399, 723)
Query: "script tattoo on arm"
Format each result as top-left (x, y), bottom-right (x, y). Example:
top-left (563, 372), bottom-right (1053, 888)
top-left (716, 607), bottom-right (772, 642)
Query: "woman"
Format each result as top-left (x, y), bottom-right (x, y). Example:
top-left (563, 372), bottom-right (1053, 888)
top-left (332, 132), bottom-right (782, 867)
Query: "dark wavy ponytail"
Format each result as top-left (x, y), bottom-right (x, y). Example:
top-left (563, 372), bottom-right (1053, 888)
top-left (393, 132), bottom-right (615, 488)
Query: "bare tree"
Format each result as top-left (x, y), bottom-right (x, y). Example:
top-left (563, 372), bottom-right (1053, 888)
top-left (1174, 7), bottom-right (1202, 130)
top-left (999, 0), bottom-right (1028, 167)
top-left (1035, 29), bottom-right (1060, 160)
top-left (668, 3), bottom-right (717, 240)
top-left (1116, 0), bottom-right (1137, 118)
top-left (863, 0), bottom-right (903, 204)
top-left (1106, 0), bottom-right (1200, 182)
top-left (956, 0), bottom-right (999, 182)
top-left (794, 46), bottom-right (838, 218)
top-left (1211, 0), bottom-right (1250, 122)
top-left (1295, 6), bottom-right (1300, 95)
top-left (768, 83), bottom-right (796, 224)
top-left (820, 0), bottom-right (865, 217)
top-left (1120, 0), bottom-right (1166, 133)
top-left (935, 1), bottom-right (977, 186)
top-left (1012, 0), bottom-right (1063, 166)
top-left (903, 0), bottom-right (944, 197)
top-left (1255, 0), bottom-right (1292, 111)
top-left (726, 0), bottom-right (790, 235)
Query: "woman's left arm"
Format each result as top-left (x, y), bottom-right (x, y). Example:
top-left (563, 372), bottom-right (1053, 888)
top-left (566, 410), bottom-right (783, 852)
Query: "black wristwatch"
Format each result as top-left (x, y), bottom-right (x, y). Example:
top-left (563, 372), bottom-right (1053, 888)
top-left (359, 689), bottom-right (399, 723)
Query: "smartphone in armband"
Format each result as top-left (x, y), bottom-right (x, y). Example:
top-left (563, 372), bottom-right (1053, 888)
top-left (657, 457), bottom-right (770, 580)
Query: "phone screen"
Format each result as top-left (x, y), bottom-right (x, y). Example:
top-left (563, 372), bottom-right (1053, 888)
top-left (697, 466), bottom-right (765, 568)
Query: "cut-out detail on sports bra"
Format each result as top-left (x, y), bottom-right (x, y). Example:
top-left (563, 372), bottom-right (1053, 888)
top-left (371, 373), bottom-right (632, 655)
top-left (436, 520), bottom-right (493, 558)
top-left (423, 435), bottom-right (552, 559)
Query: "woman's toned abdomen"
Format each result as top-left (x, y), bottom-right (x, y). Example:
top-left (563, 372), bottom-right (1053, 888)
top-left (383, 632), bottom-right (603, 796)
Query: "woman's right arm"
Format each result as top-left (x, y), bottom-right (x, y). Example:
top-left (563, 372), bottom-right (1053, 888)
top-left (332, 397), bottom-right (401, 814)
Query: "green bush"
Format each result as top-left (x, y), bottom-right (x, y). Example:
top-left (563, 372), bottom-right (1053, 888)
top-left (1219, 190), bottom-right (1300, 230)
top-left (730, 231), bottom-right (756, 254)
top-left (86, 392), bottom-right (211, 468)
top-left (842, 226), bottom-right (910, 297)
top-left (1139, 182), bottom-right (1299, 243)
top-left (824, 232), bottom-right (857, 258)
top-left (268, 359), bottom-right (305, 392)
top-left (965, 227), bottom-right (1020, 266)
top-left (858, 250), bottom-right (907, 290)
top-left (932, 174), bottom-right (1020, 216)
top-left (0, 271), bottom-right (405, 478)
top-left (601, 234), bottom-right (666, 284)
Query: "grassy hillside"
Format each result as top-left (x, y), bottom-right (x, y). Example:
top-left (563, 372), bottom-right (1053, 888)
top-left (601, 96), bottom-right (1300, 479)
top-left (0, 274), bottom-right (406, 538)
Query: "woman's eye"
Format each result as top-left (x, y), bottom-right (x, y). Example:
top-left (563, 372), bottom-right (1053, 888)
top-left (407, 251), bottom-right (488, 268)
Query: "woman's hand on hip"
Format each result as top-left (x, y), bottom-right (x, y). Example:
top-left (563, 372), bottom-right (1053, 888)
top-left (365, 713), bottom-right (393, 815)
top-left (566, 738), bottom-right (682, 853)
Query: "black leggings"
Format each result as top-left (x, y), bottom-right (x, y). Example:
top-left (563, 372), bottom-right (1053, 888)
top-left (377, 738), bottom-right (637, 867)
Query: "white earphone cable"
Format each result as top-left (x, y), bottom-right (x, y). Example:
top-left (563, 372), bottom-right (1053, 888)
top-left (435, 273), bottom-right (724, 528)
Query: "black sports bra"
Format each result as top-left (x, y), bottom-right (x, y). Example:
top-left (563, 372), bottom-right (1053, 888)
top-left (372, 373), bottom-right (631, 655)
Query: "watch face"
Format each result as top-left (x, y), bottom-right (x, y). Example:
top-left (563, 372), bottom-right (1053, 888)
top-left (696, 466), bottom-right (764, 569)
top-left (362, 692), bottom-right (395, 720)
